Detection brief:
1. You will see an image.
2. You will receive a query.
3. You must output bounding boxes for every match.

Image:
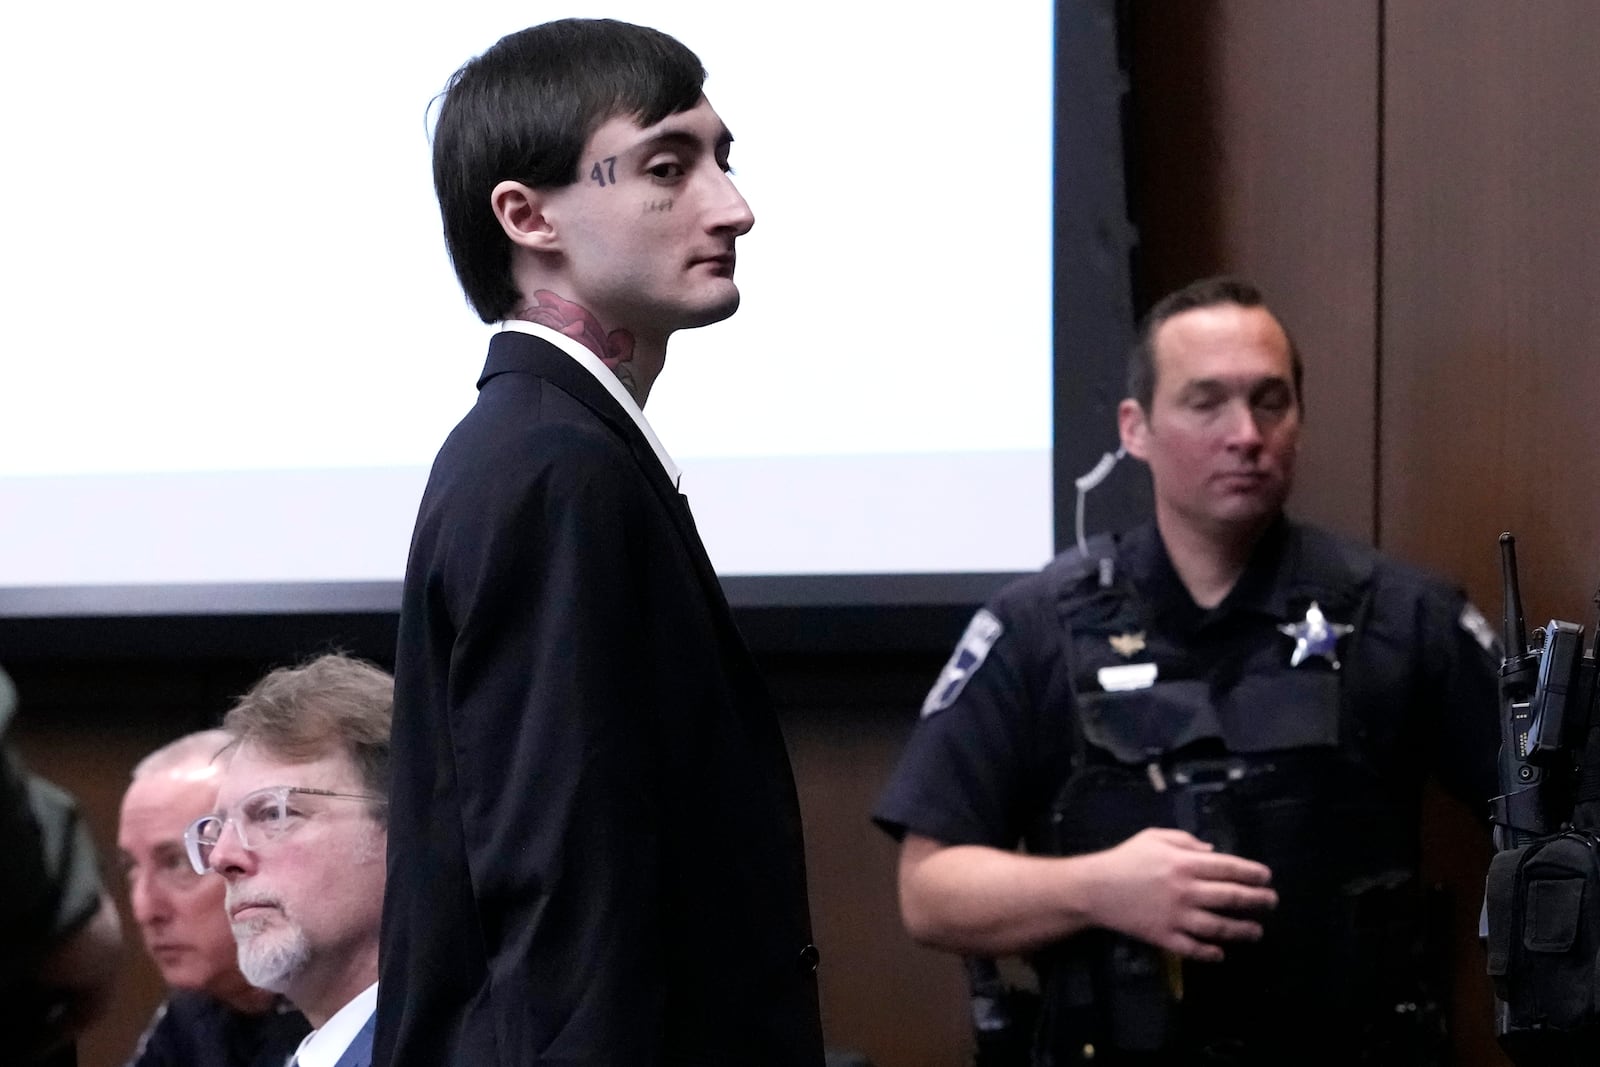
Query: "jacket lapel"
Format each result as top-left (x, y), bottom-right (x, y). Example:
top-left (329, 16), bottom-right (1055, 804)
top-left (477, 333), bottom-right (750, 655)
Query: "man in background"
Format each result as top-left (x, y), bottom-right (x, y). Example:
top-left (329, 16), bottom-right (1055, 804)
top-left (117, 730), bottom-right (308, 1066)
top-left (876, 277), bottom-right (1501, 1064)
top-left (378, 17), bottom-right (822, 1066)
top-left (189, 654), bottom-right (391, 1067)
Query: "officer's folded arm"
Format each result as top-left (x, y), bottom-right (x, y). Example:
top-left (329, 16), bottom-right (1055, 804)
top-left (898, 828), bottom-right (1278, 963)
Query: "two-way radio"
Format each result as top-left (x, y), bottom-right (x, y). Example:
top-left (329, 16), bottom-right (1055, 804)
top-left (1486, 533), bottom-right (1600, 1063)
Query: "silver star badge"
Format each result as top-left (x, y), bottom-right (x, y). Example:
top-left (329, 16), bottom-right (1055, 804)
top-left (1277, 601), bottom-right (1353, 669)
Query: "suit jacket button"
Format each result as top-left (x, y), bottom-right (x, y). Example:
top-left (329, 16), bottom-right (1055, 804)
top-left (798, 943), bottom-right (820, 973)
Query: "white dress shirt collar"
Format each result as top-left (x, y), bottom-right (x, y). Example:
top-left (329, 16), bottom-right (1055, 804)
top-left (290, 982), bottom-right (377, 1067)
top-left (497, 320), bottom-right (681, 488)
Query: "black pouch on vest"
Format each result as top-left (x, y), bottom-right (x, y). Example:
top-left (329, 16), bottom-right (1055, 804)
top-left (1487, 830), bottom-right (1600, 1033)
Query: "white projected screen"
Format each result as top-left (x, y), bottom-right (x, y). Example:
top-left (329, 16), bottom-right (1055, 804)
top-left (0, 2), bottom-right (1054, 596)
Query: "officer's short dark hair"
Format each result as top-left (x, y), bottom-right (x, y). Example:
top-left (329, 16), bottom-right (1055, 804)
top-left (433, 18), bottom-right (708, 324)
top-left (1126, 276), bottom-right (1305, 413)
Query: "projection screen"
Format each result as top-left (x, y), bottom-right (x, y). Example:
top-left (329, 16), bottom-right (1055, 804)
top-left (0, 1), bottom-right (1064, 619)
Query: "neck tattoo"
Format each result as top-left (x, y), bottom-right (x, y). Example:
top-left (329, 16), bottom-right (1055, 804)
top-left (515, 290), bottom-right (640, 400)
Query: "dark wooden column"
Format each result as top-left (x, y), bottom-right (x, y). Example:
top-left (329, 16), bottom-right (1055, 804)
top-left (1130, 0), bottom-right (1382, 541)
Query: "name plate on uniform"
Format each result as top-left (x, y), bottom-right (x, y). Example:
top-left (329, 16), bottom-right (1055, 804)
top-left (1097, 663), bottom-right (1158, 692)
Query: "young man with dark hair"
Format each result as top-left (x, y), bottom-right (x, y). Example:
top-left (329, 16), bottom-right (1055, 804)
top-left (377, 18), bottom-right (823, 1067)
top-left (876, 277), bottom-right (1501, 1064)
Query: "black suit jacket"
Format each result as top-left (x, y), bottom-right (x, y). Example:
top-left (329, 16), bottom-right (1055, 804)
top-left (375, 332), bottom-right (823, 1066)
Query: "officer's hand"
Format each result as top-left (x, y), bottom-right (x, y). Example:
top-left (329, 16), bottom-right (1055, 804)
top-left (1083, 827), bottom-right (1276, 962)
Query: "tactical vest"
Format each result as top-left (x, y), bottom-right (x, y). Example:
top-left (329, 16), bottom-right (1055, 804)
top-left (1032, 532), bottom-right (1445, 1067)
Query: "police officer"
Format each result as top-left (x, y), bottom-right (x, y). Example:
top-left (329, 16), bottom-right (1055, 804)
top-left (0, 667), bottom-right (123, 1065)
top-left (874, 277), bottom-right (1501, 1065)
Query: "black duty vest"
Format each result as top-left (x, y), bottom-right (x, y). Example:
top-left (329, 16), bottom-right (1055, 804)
top-left (1032, 533), bottom-right (1444, 1067)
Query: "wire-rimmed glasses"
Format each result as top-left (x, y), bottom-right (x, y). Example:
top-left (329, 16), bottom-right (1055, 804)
top-left (183, 785), bottom-right (383, 875)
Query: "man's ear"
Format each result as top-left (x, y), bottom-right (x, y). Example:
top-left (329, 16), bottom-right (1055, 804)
top-left (1117, 398), bottom-right (1151, 461)
top-left (490, 180), bottom-right (559, 252)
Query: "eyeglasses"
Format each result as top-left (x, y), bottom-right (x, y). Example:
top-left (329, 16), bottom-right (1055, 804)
top-left (183, 785), bottom-right (384, 875)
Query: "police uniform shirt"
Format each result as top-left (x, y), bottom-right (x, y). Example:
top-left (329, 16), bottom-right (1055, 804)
top-left (873, 518), bottom-right (1501, 1058)
top-left (873, 517), bottom-right (1499, 854)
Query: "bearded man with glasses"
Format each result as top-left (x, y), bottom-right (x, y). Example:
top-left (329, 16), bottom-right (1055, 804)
top-left (185, 654), bottom-right (392, 1067)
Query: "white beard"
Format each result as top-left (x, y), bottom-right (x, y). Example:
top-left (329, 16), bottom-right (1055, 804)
top-left (233, 916), bottom-right (311, 993)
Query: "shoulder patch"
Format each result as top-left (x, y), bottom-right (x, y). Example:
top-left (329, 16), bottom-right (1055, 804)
top-left (921, 609), bottom-right (1004, 718)
top-left (1460, 602), bottom-right (1499, 654)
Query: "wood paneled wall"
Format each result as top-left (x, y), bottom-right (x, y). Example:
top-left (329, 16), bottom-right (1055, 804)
top-left (1135, 2), bottom-right (1600, 1064)
top-left (1134, 0), bottom-right (1600, 677)
top-left (1380, 1), bottom-right (1600, 623)
top-left (1129, 0), bottom-right (1382, 543)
